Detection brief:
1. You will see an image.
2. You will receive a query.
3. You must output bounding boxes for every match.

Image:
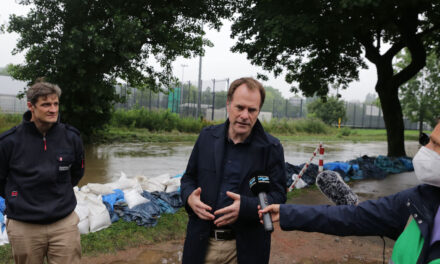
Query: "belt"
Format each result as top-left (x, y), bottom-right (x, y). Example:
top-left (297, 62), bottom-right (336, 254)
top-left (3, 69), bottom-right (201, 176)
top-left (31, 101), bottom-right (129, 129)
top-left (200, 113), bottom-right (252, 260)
top-left (210, 228), bottom-right (236, 241)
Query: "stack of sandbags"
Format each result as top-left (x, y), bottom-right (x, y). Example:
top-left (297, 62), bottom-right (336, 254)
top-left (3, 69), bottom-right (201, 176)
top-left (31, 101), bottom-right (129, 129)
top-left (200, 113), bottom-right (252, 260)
top-left (74, 188), bottom-right (111, 234)
top-left (0, 215), bottom-right (8, 246)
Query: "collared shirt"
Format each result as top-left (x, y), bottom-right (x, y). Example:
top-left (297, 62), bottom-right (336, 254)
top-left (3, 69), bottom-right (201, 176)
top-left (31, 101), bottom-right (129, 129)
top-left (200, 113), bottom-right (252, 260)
top-left (214, 121), bottom-right (254, 214)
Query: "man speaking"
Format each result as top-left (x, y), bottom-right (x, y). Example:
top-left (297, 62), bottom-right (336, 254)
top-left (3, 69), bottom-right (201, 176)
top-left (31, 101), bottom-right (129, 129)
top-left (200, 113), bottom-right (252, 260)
top-left (181, 77), bottom-right (286, 264)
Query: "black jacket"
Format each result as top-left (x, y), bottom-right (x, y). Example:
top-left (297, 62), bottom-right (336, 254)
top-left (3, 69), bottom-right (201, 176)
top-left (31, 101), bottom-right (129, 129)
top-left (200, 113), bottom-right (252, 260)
top-left (180, 120), bottom-right (287, 264)
top-left (0, 111), bottom-right (84, 224)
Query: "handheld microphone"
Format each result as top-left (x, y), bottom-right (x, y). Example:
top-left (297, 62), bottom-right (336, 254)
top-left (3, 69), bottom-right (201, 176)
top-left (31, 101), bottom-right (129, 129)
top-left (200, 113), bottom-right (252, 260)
top-left (249, 174), bottom-right (273, 232)
top-left (316, 170), bottom-right (358, 206)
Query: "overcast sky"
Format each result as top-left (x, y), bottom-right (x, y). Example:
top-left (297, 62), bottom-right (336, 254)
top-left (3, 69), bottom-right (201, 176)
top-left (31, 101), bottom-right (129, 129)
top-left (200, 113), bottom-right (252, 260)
top-left (0, 0), bottom-right (377, 101)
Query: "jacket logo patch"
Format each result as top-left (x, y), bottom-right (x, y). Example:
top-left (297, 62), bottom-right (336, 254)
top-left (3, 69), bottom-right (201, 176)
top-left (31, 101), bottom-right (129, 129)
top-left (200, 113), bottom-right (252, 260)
top-left (59, 165), bottom-right (71, 171)
top-left (11, 191), bottom-right (18, 197)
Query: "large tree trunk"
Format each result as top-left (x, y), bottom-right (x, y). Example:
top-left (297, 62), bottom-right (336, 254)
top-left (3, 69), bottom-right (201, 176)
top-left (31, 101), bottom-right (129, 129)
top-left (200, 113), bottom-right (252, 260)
top-left (377, 83), bottom-right (406, 157)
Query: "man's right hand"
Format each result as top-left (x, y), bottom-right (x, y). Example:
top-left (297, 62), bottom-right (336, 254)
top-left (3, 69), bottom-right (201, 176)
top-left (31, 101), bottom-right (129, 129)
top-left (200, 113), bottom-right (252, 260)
top-left (188, 187), bottom-right (215, 220)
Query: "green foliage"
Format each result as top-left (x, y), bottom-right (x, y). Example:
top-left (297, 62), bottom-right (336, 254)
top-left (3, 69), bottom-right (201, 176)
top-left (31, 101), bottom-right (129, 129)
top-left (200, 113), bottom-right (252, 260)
top-left (230, 0), bottom-right (440, 156)
top-left (337, 127), bottom-right (353, 137)
top-left (307, 97), bottom-right (346, 126)
top-left (395, 50), bottom-right (440, 128)
top-left (110, 109), bottom-right (213, 133)
top-left (7, 0), bottom-right (232, 137)
top-left (0, 113), bottom-right (21, 133)
top-left (261, 118), bottom-right (329, 134)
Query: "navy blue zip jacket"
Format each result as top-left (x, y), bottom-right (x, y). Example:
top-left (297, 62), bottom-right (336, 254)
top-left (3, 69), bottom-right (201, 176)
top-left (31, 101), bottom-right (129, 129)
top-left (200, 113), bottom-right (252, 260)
top-left (180, 120), bottom-right (287, 264)
top-left (0, 111), bottom-right (84, 224)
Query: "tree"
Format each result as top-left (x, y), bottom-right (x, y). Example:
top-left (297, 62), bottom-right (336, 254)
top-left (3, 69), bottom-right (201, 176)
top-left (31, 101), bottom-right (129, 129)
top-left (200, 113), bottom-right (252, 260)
top-left (307, 97), bottom-right (346, 125)
top-left (231, 0), bottom-right (440, 156)
top-left (395, 50), bottom-right (440, 133)
top-left (7, 0), bottom-right (232, 137)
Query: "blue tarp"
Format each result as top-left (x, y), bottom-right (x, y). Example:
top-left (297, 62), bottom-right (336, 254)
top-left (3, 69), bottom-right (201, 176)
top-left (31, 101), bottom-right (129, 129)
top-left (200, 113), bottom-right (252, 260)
top-left (286, 155), bottom-right (414, 187)
top-left (0, 197), bottom-right (5, 214)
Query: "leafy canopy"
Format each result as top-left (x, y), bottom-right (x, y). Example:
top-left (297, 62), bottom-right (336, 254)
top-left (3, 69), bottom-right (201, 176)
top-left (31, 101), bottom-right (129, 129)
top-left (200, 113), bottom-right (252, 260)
top-left (231, 0), bottom-right (440, 97)
top-left (395, 50), bottom-right (440, 128)
top-left (7, 0), bottom-right (232, 137)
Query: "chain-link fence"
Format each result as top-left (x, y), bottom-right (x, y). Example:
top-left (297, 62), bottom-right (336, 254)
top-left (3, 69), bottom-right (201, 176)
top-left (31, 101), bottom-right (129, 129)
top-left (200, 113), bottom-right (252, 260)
top-left (0, 81), bottom-right (424, 130)
top-left (0, 94), bottom-right (27, 114)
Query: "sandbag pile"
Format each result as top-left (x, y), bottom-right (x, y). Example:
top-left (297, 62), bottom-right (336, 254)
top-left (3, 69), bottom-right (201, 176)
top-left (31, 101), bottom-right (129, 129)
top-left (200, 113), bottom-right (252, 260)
top-left (0, 197), bottom-right (8, 246)
top-left (0, 171), bottom-right (183, 245)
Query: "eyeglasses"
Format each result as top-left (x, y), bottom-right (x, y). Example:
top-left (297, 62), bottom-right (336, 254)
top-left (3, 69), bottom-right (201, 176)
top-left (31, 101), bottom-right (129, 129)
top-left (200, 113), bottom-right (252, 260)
top-left (419, 133), bottom-right (430, 146)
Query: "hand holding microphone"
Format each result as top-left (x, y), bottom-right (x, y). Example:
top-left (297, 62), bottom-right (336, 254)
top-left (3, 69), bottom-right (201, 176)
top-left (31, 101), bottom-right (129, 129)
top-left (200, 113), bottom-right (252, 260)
top-left (249, 173), bottom-right (274, 232)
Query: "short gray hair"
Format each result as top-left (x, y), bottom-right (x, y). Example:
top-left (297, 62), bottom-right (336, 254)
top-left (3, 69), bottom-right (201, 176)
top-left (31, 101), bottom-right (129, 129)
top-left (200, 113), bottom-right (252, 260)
top-left (26, 81), bottom-right (62, 105)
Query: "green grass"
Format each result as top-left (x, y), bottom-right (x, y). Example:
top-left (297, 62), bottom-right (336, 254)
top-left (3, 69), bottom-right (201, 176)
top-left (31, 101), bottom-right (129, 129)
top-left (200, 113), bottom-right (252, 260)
top-left (81, 208), bottom-right (188, 257)
top-left (0, 113), bottom-right (21, 134)
top-left (0, 208), bottom-right (188, 262)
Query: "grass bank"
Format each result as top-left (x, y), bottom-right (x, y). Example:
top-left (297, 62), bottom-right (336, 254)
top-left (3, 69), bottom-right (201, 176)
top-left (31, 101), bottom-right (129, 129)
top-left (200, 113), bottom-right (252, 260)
top-left (0, 111), bottom-right (421, 144)
top-left (0, 208), bottom-right (188, 262)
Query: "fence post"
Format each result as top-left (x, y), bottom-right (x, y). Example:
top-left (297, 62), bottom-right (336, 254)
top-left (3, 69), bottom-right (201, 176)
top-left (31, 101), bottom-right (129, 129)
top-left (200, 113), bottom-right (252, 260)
top-left (212, 79), bottom-right (216, 121)
top-left (378, 105), bottom-right (382, 128)
top-left (369, 104), bottom-right (373, 128)
top-left (300, 99), bottom-right (303, 118)
top-left (352, 103), bottom-right (356, 127)
top-left (285, 99), bottom-right (288, 118)
top-left (361, 103), bottom-right (365, 127)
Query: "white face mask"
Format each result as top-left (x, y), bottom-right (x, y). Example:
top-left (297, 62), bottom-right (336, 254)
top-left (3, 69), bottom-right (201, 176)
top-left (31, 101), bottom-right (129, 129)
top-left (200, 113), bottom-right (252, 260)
top-left (413, 146), bottom-right (440, 187)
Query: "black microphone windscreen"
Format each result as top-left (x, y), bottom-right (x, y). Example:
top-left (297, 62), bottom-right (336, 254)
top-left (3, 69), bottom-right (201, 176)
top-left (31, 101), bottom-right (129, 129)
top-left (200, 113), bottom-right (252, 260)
top-left (316, 170), bottom-right (358, 206)
top-left (249, 174), bottom-right (270, 196)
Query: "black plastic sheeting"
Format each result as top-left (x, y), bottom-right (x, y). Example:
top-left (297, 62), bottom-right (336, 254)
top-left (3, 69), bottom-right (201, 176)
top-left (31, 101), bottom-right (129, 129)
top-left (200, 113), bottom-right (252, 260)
top-left (286, 155), bottom-right (414, 188)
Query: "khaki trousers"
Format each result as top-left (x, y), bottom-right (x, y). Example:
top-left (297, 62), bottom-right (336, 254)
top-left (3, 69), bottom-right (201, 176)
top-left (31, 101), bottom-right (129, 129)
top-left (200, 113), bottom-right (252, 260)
top-left (6, 211), bottom-right (81, 264)
top-left (204, 238), bottom-right (238, 264)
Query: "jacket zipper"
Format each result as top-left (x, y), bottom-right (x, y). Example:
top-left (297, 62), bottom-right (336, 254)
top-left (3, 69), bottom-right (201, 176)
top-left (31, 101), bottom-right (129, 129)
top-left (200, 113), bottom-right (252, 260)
top-left (43, 136), bottom-right (47, 151)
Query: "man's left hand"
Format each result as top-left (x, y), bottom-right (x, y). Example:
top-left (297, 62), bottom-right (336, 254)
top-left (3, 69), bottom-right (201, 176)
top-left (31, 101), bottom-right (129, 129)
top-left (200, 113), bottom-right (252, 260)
top-left (213, 191), bottom-right (240, 227)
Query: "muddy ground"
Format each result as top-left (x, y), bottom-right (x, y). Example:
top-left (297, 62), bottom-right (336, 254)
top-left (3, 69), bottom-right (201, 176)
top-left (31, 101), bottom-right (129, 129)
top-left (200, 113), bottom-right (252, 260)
top-left (82, 171), bottom-right (418, 264)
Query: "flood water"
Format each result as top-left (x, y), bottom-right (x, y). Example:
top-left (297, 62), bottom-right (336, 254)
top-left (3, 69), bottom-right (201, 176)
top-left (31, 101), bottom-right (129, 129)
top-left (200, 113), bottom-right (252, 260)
top-left (81, 140), bottom-right (421, 264)
top-left (80, 140), bottom-right (420, 187)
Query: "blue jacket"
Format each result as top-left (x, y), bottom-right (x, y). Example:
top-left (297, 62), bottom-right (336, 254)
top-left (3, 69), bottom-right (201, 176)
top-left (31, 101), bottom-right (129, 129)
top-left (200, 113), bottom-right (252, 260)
top-left (0, 111), bottom-right (84, 224)
top-left (181, 120), bottom-right (287, 264)
top-left (280, 184), bottom-right (440, 264)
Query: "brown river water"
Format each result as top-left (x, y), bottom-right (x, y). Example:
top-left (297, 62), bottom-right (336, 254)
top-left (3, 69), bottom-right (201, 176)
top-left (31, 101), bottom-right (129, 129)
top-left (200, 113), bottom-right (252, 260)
top-left (79, 140), bottom-right (421, 264)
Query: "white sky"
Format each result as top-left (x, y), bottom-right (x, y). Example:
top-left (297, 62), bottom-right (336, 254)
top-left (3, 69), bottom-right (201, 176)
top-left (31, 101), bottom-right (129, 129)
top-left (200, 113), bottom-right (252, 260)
top-left (0, 0), bottom-right (377, 102)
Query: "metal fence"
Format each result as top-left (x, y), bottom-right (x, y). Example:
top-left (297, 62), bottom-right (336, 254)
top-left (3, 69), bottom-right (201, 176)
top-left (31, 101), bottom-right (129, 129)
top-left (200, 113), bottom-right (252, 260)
top-left (0, 94), bottom-right (27, 114)
top-left (0, 82), bottom-right (424, 130)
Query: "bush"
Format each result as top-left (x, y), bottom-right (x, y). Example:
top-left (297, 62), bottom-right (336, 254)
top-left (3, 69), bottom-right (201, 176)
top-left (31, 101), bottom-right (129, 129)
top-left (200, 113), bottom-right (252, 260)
top-left (261, 118), bottom-right (329, 134)
top-left (110, 108), bottom-right (214, 133)
top-left (0, 113), bottom-right (21, 133)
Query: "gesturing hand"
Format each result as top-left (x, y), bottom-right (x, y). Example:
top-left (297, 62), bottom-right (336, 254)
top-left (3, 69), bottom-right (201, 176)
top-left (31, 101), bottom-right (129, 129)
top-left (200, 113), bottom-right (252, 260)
top-left (214, 191), bottom-right (240, 227)
top-left (258, 204), bottom-right (280, 223)
top-left (188, 187), bottom-right (215, 220)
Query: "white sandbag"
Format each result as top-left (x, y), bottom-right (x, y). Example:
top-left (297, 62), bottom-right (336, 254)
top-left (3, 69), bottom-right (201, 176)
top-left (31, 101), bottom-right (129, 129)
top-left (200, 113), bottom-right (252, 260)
top-left (164, 177), bottom-right (181, 193)
top-left (77, 218), bottom-right (90, 235)
top-left (79, 185), bottom-right (91, 193)
top-left (142, 173), bottom-right (171, 193)
top-left (86, 183), bottom-right (114, 195)
top-left (124, 189), bottom-right (150, 209)
top-left (85, 194), bottom-right (111, 233)
top-left (108, 172), bottom-right (142, 192)
top-left (0, 216), bottom-right (8, 246)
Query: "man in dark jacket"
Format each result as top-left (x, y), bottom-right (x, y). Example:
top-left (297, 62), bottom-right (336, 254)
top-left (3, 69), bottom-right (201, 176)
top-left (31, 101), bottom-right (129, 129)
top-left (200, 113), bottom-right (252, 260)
top-left (180, 77), bottom-right (287, 264)
top-left (0, 81), bottom-right (84, 264)
top-left (260, 119), bottom-right (440, 264)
